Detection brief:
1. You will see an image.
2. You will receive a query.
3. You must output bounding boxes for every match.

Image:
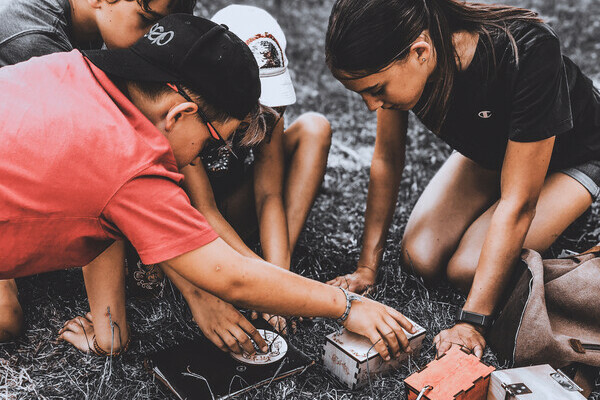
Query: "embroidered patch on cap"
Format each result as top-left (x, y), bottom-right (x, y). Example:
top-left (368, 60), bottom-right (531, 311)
top-left (478, 110), bottom-right (492, 119)
top-left (145, 23), bottom-right (175, 46)
top-left (246, 33), bottom-right (285, 75)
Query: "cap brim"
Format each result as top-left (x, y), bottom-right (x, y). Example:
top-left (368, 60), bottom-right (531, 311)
top-left (83, 48), bottom-right (179, 83)
top-left (259, 69), bottom-right (296, 107)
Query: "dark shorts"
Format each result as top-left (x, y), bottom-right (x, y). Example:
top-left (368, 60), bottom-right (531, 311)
top-left (560, 160), bottom-right (600, 200)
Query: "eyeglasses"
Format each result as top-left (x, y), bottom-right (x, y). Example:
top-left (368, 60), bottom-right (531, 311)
top-left (167, 83), bottom-right (238, 159)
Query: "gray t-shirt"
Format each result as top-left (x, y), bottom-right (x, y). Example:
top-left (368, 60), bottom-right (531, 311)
top-left (0, 0), bottom-right (83, 66)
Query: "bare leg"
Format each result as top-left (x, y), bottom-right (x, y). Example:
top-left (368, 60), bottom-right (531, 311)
top-left (0, 279), bottom-right (23, 341)
top-left (214, 112), bottom-right (332, 252)
top-left (447, 172), bottom-right (593, 292)
top-left (401, 152), bottom-right (500, 282)
top-left (282, 112), bottom-right (332, 251)
top-left (59, 241), bottom-right (128, 353)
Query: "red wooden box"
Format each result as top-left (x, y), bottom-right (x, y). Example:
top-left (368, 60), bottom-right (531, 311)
top-left (405, 347), bottom-right (495, 400)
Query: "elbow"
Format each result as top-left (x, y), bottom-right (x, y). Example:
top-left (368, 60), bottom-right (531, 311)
top-left (497, 197), bottom-right (537, 224)
top-left (218, 255), bottom-right (250, 306)
top-left (370, 156), bottom-right (404, 179)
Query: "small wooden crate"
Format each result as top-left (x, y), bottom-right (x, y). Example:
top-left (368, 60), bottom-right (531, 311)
top-left (487, 364), bottom-right (586, 400)
top-left (322, 317), bottom-right (426, 389)
top-left (405, 346), bottom-right (495, 400)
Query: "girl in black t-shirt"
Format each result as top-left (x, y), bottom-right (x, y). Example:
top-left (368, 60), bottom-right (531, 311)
top-left (325, 0), bottom-right (600, 358)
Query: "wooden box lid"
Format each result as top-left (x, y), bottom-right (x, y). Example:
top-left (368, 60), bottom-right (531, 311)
top-left (405, 347), bottom-right (495, 399)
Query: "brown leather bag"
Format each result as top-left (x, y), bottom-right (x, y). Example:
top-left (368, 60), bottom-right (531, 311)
top-left (488, 247), bottom-right (600, 369)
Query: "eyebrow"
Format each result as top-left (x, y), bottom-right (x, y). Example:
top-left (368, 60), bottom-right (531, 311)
top-left (357, 84), bottom-right (379, 94)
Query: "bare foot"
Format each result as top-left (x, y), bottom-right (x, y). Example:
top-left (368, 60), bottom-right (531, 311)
top-left (58, 312), bottom-right (129, 354)
top-left (326, 266), bottom-right (377, 294)
top-left (250, 312), bottom-right (297, 335)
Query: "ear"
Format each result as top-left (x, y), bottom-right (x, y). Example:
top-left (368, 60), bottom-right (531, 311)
top-left (88, 0), bottom-right (102, 10)
top-left (164, 101), bottom-right (199, 132)
top-left (410, 30), bottom-right (433, 64)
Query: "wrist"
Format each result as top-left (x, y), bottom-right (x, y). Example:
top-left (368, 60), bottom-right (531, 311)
top-left (356, 264), bottom-right (377, 274)
top-left (454, 307), bottom-right (494, 331)
top-left (335, 287), bottom-right (363, 325)
top-left (456, 321), bottom-right (486, 335)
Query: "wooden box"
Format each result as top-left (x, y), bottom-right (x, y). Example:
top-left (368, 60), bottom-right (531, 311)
top-left (322, 317), bottom-right (426, 389)
top-left (487, 364), bottom-right (586, 400)
top-left (405, 346), bottom-right (495, 400)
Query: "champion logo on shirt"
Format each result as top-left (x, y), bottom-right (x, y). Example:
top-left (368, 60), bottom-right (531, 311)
top-left (478, 110), bottom-right (493, 119)
top-left (145, 23), bottom-right (175, 46)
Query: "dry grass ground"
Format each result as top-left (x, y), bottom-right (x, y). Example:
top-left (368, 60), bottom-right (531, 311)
top-left (2, 0), bottom-right (599, 398)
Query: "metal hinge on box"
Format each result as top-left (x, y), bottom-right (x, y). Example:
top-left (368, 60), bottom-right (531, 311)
top-left (550, 370), bottom-right (583, 392)
top-left (501, 369), bottom-right (582, 399)
top-left (501, 382), bottom-right (532, 399)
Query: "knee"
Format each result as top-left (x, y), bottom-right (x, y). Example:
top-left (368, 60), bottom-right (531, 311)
top-left (400, 232), bottom-right (447, 284)
top-left (446, 250), bottom-right (478, 292)
top-left (295, 112), bottom-right (332, 149)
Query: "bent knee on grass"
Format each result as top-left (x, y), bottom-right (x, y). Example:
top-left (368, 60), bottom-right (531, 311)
top-left (446, 251), bottom-right (478, 293)
top-left (400, 236), bottom-right (449, 284)
top-left (290, 112), bottom-right (332, 148)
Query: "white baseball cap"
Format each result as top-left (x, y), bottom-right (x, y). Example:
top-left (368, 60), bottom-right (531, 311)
top-left (212, 5), bottom-right (296, 107)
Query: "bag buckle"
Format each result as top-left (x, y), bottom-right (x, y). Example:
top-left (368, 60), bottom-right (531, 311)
top-left (501, 382), bottom-right (531, 400)
top-left (551, 369), bottom-right (583, 392)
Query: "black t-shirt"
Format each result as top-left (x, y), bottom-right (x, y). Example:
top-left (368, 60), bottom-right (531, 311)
top-left (414, 21), bottom-right (600, 171)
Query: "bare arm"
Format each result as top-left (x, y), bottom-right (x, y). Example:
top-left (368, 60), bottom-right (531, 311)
top-left (181, 161), bottom-right (261, 260)
top-left (163, 238), bottom-right (416, 360)
top-left (435, 137), bottom-right (555, 358)
top-left (253, 118), bottom-right (291, 269)
top-left (464, 137), bottom-right (554, 314)
top-left (358, 109), bottom-right (408, 270)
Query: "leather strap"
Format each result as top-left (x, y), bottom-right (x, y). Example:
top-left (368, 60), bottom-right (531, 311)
top-left (578, 245), bottom-right (600, 256)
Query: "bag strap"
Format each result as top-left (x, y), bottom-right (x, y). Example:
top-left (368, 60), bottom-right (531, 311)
top-left (577, 245), bottom-right (600, 257)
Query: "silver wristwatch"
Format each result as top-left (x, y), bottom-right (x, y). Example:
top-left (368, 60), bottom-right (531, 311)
top-left (336, 287), bottom-right (363, 324)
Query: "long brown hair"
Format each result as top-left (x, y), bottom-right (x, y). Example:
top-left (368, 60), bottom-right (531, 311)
top-left (326, 0), bottom-right (543, 133)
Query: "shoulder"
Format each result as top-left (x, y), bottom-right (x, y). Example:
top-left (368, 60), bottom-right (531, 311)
top-left (509, 20), bottom-right (560, 52)
top-left (482, 20), bottom-right (562, 73)
top-left (0, 0), bottom-right (72, 53)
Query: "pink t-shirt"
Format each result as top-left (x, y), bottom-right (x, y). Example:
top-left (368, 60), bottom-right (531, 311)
top-left (0, 50), bottom-right (218, 278)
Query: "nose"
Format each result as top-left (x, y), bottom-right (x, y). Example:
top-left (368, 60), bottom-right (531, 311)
top-left (361, 94), bottom-right (384, 112)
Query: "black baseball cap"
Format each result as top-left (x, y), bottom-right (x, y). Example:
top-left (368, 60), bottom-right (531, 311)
top-left (84, 14), bottom-right (260, 120)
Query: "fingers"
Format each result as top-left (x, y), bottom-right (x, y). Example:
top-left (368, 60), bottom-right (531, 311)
top-left (221, 330), bottom-right (245, 355)
top-left (250, 311), bottom-right (258, 320)
top-left (436, 335), bottom-right (453, 357)
top-left (384, 316), bottom-right (411, 353)
top-left (326, 276), bottom-right (344, 286)
top-left (367, 332), bottom-right (391, 361)
top-left (228, 326), bottom-right (259, 355)
top-left (238, 318), bottom-right (268, 353)
top-left (205, 331), bottom-right (229, 353)
top-left (377, 326), bottom-right (400, 358)
top-left (264, 314), bottom-right (287, 335)
top-left (473, 344), bottom-right (484, 359)
top-left (385, 306), bottom-right (416, 334)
